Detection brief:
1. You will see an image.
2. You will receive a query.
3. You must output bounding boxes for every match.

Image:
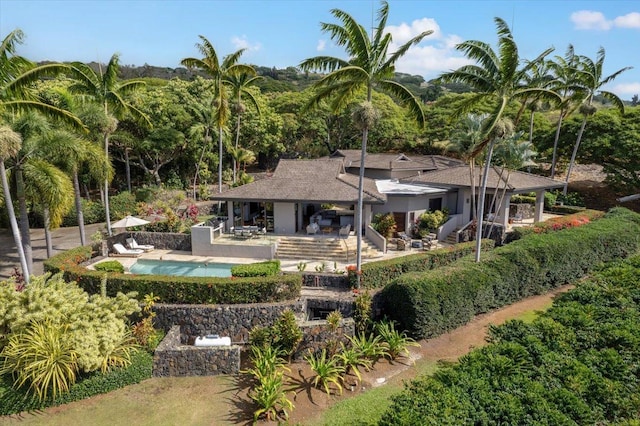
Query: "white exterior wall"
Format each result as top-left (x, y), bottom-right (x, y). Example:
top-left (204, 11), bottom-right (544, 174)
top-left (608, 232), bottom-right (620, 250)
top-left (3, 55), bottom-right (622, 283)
top-left (273, 202), bottom-right (296, 234)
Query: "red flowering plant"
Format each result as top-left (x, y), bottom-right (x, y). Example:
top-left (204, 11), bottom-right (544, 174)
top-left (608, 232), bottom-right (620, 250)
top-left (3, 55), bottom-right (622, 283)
top-left (346, 265), bottom-right (362, 289)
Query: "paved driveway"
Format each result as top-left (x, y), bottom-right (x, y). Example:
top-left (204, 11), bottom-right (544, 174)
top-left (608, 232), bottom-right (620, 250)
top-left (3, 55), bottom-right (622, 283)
top-left (0, 223), bottom-right (105, 280)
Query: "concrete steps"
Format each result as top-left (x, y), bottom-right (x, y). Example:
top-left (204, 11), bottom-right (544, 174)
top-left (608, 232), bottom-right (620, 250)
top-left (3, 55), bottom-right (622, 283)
top-left (443, 228), bottom-right (461, 245)
top-left (276, 235), bottom-right (381, 262)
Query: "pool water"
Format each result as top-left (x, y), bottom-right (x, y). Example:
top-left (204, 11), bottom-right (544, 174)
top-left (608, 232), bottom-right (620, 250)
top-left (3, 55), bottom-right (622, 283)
top-left (129, 259), bottom-right (235, 277)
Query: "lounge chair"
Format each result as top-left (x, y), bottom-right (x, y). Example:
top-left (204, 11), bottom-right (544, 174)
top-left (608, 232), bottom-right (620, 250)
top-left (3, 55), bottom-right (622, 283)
top-left (111, 243), bottom-right (143, 257)
top-left (126, 237), bottom-right (154, 252)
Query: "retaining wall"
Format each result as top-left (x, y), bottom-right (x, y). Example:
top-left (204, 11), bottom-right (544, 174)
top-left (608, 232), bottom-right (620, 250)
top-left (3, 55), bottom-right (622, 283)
top-left (153, 326), bottom-right (241, 377)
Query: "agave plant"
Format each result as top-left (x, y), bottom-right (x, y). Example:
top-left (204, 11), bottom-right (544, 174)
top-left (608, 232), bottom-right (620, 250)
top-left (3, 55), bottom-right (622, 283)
top-left (249, 369), bottom-right (294, 422)
top-left (375, 320), bottom-right (420, 360)
top-left (305, 348), bottom-right (345, 396)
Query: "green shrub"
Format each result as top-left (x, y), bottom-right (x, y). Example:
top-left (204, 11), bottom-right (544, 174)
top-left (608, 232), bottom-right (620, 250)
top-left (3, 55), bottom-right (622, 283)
top-left (231, 260), bottom-right (281, 277)
top-left (108, 191), bottom-right (138, 220)
top-left (417, 210), bottom-right (448, 235)
top-left (549, 204), bottom-right (588, 214)
top-left (380, 253), bottom-right (640, 425)
top-left (382, 208), bottom-right (640, 339)
top-left (62, 199), bottom-right (105, 227)
top-left (93, 260), bottom-right (125, 273)
top-left (510, 194), bottom-right (536, 205)
top-left (0, 350), bottom-right (152, 416)
top-left (372, 213), bottom-right (397, 239)
top-left (43, 247), bottom-right (301, 304)
top-left (349, 240), bottom-right (494, 289)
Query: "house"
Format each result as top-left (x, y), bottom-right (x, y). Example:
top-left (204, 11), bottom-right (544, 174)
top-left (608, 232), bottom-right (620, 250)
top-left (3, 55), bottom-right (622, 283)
top-left (210, 153), bottom-right (564, 242)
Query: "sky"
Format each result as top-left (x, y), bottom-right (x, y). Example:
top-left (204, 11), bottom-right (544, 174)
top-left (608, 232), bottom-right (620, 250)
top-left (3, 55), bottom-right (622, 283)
top-left (1, 0), bottom-right (639, 100)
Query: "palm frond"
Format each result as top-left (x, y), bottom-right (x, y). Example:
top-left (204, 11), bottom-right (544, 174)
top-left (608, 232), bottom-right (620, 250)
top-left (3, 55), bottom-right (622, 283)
top-left (299, 56), bottom-right (350, 73)
top-left (455, 40), bottom-right (499, 78)
top-left (385, 30), bottom-right (433, 68)
top-left (377, 79), bottom-right (424, 127)
top-left (599, 90), bottom-right (626, 114)
top-left (222, 49), bottom-right (246, 68)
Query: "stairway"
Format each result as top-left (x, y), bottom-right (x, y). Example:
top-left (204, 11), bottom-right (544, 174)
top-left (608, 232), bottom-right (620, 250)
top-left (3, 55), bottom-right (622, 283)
top-left (442, 228), bottom-right (461, 245)
top-left (276, 235), bottom-right (381, 262)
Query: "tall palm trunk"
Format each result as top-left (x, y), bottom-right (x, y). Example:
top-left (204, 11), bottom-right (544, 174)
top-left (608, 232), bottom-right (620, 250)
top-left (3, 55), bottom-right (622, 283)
top-left (233, 107), bottom-right (242, 184)
top-left (218, 126), bottom-right (224, 193)
top-left (73, 171), bottom-right (86, 246)
top-left (192, 128), bottom-right (211, 200)
top-left (15, 167), bottom-right (33, 274)
top-left (124, 148), bottom-right (131, 193)
top-left (103, 132), bottom-right (112, 236)
top-left (1, 160), bottom-right (29, 282)
top-left (43, 207), bottom-right (53, 258)
top-left (469, 160), bottom-right (476, 221)
top-left (550, 110), bottom-right (565, 178)
top-left (564, 115), bottom-right (588, 195)
top-left (355, 126), bottom-right (368, 287)
top-left (475, 139), bottom-right (496, 262)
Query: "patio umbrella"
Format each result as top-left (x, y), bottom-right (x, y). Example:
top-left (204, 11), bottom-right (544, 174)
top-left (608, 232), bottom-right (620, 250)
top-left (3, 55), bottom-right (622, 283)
top-left (112, 215), bottom-right (150, 229)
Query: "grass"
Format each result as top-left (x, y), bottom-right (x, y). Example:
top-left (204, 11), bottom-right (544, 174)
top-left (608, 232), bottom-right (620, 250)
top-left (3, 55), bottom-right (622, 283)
top-left (513, 299), bottom-right (554, 323)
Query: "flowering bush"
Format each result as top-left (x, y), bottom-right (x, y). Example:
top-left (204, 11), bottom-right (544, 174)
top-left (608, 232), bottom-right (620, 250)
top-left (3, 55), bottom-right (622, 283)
top-left (532, 210), bottom-right (604, 234)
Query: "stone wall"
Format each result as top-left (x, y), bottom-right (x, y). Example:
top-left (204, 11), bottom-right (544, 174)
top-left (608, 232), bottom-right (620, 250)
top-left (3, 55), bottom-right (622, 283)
top-left (294, 318), bottom-right (355, 360)
top-left (153, 326), bottom-right (241, 377)
top-left (106, 231), bottom-right (191, 252)
top-left (153, 300), bottom-right (305, 344)
top-left (301, 272), bottom-right (349, 289)
top-left (305, 297), bottom-right (356, 319)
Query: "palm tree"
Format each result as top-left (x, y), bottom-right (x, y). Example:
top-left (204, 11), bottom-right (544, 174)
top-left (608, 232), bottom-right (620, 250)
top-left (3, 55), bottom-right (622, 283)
top-left (38, 129), bottom-right (110, 246)
top-left (300, 1), bottom-right (431, 281)
top-left (547, 45), bottom-right (584, 178)
top-left (0, 126), bottom-right (29, 282)
top-left (448, 113), bottom-right (488, 221)
top-left (563, 47), bottom-right (631, 195)
top-left (438, 17), bottom-right (557, 261)
top-left (68, 54), bottom-right (149, 236)
top-left (225, 69), bottom-right (261, 183)
top-left (181, 36), bottom-right (255, 194)
top-left (1, 29), bottom-right (82, 280)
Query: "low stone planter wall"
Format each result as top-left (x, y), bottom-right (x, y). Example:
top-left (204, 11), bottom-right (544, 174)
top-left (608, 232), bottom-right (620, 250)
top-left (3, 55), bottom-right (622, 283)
top-left (294, 318), bottom-right (355, 360)
top-left (305, 297), bottom-right (357, 319)
top-left (153, 300), bottom-right (305, 344)
top-left (153, 326), bottom-right (241, 377)
top-left (301, 272), bottom-right (349, 289)
top-left (106, 231), bottom-right (191, 252)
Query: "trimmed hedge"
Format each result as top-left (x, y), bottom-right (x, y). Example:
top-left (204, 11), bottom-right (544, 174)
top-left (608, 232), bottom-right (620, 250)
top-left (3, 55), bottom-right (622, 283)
top-left (94, 260), bottom-right (125, 273)
top-left (44, 248), bottom-right (301, 304)
top-left (380, 254), bottom-right (640, 425)
top-left (349, 240), bottom-right (495, 289)
top-left (231, 260), bottom-right (281, 277)
top-left (382, 207), bottom-right (640, 339)
top-left (0, 349), bottom-right (152, 416)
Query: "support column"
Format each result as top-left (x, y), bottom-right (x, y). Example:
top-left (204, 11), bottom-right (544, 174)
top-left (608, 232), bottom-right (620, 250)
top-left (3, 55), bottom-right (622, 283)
top-left (227, 202), bottom-right (234, 230)
top-left (534, 191), bottom-right (545, 223)
top-left (499, 195), bottom-right (510, 229)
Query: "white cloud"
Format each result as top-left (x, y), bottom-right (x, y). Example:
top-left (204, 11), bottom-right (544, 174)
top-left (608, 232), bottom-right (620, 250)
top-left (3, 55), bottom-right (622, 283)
top-left (610, 82), bottom-right (640, 96)
top-left (614, 12), bottom-right (640, 28)
top-left (231, 35), bottom-right (261, 52)
top-left (385, 17), bottom-right (471, 79)
top-left (571, 10), bottom-right (612, 30)
top-left (317, 39), bottom-right (326, 52)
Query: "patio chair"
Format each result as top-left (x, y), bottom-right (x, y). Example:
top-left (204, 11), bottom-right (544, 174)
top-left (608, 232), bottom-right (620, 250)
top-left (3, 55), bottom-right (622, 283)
top-left (126, 237), bottom-right (154, 252)
top-left (306, 222), bottom-right (319, 235)
top-left (111, 243), bottom-right (143, 257)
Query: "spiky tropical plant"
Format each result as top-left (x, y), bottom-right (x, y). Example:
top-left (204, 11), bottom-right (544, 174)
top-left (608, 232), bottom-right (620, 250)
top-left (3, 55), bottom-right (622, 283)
top-left (375, 320), bottom-right (420, 360)
top-left (249, 369), bottom-right (294, 422)
top-left (305, 348), bottom-right (345, 395)
top-left (438, 17), bottom-right (557, 261)
top-left (0, 320), bottom-right (79, 401)
top-left (347, 332), bottom-right (388, 364)
top-left (300, 1), bottom-right (431, 284)
top-left (335, 342), bottom-right (372, 383)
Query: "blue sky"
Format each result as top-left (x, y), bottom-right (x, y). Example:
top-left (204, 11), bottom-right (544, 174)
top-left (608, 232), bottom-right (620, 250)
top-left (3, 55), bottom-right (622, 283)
top-left (1, 0), bottom-right (639, 99)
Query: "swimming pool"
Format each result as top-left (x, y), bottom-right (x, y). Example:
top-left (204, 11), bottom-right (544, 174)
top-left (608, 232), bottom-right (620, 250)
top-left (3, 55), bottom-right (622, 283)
top-left (128, 259), bottom-right (235, 278)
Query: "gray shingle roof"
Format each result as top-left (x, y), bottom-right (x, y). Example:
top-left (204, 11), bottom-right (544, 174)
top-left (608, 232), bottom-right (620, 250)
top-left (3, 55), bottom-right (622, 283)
top-left (404, 165), bottom-right (565, 192)
top-left (331, 150), bottom-right (464, 171)
top-left (210, 158), bottom-right (386, 204)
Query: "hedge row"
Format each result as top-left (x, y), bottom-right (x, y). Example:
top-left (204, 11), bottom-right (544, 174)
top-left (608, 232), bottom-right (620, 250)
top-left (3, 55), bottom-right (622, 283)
top-left (44, 248), bottom-right (301, 304)
top-left (382, 207), bottom-right (640, 339)
top-left (350, 240), bottom-right (495, 289)
top-left (380, 254), bottom-right (640, 425)
top-left (230, 260), bottom-right (281, 277)
top-left (0, 349), bottom-right (152, 416)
